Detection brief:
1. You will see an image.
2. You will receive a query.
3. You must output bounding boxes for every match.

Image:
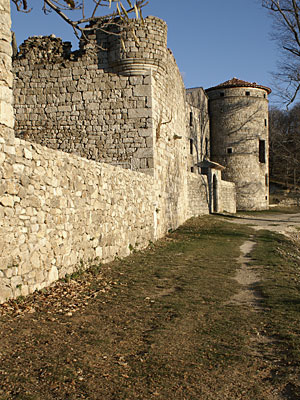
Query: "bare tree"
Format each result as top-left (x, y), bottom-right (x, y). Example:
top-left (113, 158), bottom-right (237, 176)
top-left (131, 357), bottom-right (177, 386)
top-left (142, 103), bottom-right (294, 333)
top-left (186, 89), bottom-right (210, 162)
top-left (262, 0), bottom-right (300, 106)
top-left (269, 103), bottom-right (300, 187)
top-left (11, 0), bottom-right (148, 44)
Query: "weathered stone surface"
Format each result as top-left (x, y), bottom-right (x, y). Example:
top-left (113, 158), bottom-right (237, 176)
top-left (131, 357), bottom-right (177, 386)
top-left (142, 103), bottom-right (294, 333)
top-left (0, 194), bottom-right (14, 207)
top-left (13, 26), bottom-right (158, 171)
top-left (0, 1), bottom-right (14, 141)
top-left (47, 266), bottom-right (58, 283)
top-left (0, 284), bottom-right (12, 303)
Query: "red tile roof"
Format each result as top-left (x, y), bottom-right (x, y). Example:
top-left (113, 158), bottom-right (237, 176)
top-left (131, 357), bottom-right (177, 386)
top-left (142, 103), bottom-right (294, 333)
top-left (206, 77), bottom-right (271, 94)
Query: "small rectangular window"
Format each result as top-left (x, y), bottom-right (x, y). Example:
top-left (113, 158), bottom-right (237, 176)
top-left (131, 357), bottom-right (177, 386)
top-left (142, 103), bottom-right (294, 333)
top-left (227, 147), bottom-right (233, 154)
top-left (246, 91), bottom-right (250, 96)
top-left (190, 112), bottom-right (193, 127)
top-left (220, 92), bottom-right (225, 97)
top-left (190, 139), bottom-right (194, 155)
top-left (264, 119), bottom-right (267, 127)
top-left (259, 140), bottom-right (266, 163)
top-left (190, 167), bottom-right (194, 173)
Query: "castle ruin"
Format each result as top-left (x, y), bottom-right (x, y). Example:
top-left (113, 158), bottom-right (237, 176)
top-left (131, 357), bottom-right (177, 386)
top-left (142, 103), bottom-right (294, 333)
top-left (0, 1), bottom-right (270, 304)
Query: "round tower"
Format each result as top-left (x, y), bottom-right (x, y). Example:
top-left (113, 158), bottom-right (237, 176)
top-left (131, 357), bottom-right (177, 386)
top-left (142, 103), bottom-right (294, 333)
top-left (83, 16), bottom-right (167, 75)
top-left (206, 78), bottom-right (271, 210)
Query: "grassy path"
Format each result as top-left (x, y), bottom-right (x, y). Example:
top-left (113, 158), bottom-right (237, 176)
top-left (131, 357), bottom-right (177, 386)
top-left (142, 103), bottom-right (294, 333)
top-left (1, 216), bottom-right (300, 399)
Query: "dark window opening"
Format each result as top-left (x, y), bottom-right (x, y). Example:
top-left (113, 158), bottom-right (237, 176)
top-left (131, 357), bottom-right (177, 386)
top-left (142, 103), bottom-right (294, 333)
top-left (190, 112), bottom-right (193, 127)
top-left (263, 94), bottom-right (266, 98)
top-left (265, 195), bottom-right (268, 200)
top-left (227, 147), bottom-right (233, 154)
top-left (259, 140), bottom-right (266, 163)
top-left (265, 174), bottom-right (268, 186)
top-left (246, 91), bottom-right (250, 96)
top-left (264, 119), bottom-right (267, 127)
top-left (213, 175), bottom-right (218, 213)
top-left (220, 92), bottom-right (225, 97)
top-left (205, 137), bottom-right (208, 156)
top-left (190, 139), bottom-right (194, 155)
top-left (190, 167), bottom-right (194, 173)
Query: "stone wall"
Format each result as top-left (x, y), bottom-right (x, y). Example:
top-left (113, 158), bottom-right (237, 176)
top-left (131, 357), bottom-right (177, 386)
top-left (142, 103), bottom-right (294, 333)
top-left (0, 138), bottom-right (156, 303)
top-left (0, 0), bottom-right (14, 145)
top-left (150, 48), bottom-right (205, 236)
top-left (219, 179), bottom-right (236, 214)
top-left (188, 174), bottom-right (210, 217)
top-left (13, 23), bottom-right (159, 171)
top-left (12, 17), bottom-right (210, 178)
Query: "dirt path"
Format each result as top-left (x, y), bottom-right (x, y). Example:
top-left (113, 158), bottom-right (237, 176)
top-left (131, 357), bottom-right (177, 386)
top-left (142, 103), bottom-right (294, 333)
top-left (227, 239), bottom-right (262, 309)
top-left (228, 237), bottom-right (284, 398)
top-left (224, 211), bottom-right (300, 400)
top-left (223, 212), bottom-right (300, 236)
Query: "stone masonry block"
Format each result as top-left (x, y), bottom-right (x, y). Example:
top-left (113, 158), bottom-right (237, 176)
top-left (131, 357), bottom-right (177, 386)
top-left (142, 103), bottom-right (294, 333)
top-left (128, 108), bottom-right (151, 119)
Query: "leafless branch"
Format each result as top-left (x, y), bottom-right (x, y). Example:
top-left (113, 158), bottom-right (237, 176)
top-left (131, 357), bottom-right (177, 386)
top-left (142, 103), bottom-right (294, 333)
top-left (262, 0), bottom-right (300, 105)
top-left (12, 0), bottom-right (148, 46)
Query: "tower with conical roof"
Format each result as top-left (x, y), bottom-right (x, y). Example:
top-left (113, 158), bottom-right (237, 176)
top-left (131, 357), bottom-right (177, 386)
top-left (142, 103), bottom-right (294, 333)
top-left (206, 78), bottom-right (271, 210)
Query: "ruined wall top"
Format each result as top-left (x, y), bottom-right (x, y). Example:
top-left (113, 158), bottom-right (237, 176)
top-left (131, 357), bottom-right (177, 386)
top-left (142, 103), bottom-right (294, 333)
top-left (16, 35), bottom-right (73, 63)
top-left (15, 16), bottom-right (168, 75)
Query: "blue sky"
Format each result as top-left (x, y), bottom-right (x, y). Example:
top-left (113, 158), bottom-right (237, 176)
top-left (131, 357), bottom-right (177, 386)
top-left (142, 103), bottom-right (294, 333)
top-left (11, 0), bottom-right (277, 101)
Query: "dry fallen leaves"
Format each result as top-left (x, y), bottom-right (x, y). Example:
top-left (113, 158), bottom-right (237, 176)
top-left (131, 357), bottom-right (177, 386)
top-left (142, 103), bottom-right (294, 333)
top-left (0, 269), bottom-right (118, 319)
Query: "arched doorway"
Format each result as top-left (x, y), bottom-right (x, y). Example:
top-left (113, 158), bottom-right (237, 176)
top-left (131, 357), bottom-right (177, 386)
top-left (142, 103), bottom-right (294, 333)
top-left (213, 174), bottom-right (218, 213)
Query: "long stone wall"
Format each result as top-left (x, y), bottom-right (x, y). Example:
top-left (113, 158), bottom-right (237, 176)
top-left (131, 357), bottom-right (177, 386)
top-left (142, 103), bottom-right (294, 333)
top-left (0, 138), bottom-right (156, 303)
top-left (0, 7), bottom-right (159, 304)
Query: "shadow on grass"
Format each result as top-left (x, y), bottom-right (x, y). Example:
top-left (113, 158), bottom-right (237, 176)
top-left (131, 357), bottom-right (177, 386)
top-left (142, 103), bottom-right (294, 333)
top-left (282, 382), bottom-right (300, 400)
